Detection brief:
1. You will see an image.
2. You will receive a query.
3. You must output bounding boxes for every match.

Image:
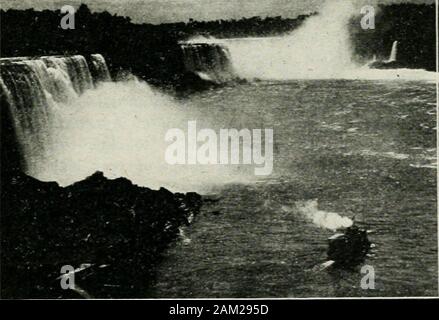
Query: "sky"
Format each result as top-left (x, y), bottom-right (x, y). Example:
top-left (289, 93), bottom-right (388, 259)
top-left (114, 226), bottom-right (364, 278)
top-left (1, 0), bottom-right (435, 24)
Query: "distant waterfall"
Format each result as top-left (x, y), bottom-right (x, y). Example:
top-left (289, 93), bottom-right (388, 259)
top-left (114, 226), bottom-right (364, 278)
top-left (90, 54), bottom-right (112, 83)
top-left (387, 41), bottom-right (398, 63)
top-left (0, 54), bottom-right (111, 173)
top-left (181, 43), bottom-right (236, 83)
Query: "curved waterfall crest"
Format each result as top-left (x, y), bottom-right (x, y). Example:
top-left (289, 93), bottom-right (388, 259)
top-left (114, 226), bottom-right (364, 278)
top-left (181, 43), bottom-right (237, 83)
top-left (0, 54), bottom-right (112, 172)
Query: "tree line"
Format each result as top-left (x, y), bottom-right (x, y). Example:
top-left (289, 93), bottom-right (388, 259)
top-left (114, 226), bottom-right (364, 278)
top-left (1, 3), bottom-right (435, 88)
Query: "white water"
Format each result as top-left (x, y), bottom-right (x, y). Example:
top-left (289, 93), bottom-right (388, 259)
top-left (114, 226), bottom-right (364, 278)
top-left (2, 54), bottom-right (254, 193)
top-left (3, 0), bottom-right (437, 193)
top-left (296, 200), bottom-right (354, 231)
top-left (227, 0), bottom-right (356, 80)
top-left (187, 0), bottom-right (437, 82)
top-left (387, 41), bottom-right (398, 63)
top-left (33, 79), bottom-right (253, 192)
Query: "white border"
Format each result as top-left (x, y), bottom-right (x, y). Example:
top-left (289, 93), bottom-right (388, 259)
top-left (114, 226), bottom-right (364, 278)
top-left (1, 0), bottom-right (439, 301)
top-left (436, 0), bottom-right (439, 299)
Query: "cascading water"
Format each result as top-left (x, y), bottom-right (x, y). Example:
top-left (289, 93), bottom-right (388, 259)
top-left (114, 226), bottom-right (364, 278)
top-left (182, 0), bottom-right (356, 80)
top-left (180, 43), bottom-right (236, 83)
top-left (0, 54), bottom-right (110, 174)
top-left (387, 41), bottom-right (398, 63)
top-left (226, 0), bottom-right (357, 80)
top-left (1, 53), bottom-right (250, 192)
top-left (90, 54), bottom-right (112, 83)
top-left (183, 0), bottom-right (436, 82)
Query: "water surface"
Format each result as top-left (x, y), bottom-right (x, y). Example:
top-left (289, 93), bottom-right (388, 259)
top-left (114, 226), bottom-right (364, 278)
top-left (154, 80), bottom-right (437, 297)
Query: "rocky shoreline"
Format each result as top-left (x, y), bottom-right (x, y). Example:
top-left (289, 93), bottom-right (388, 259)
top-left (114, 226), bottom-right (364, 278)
top-left (1, 170), bottom-right (202, 298)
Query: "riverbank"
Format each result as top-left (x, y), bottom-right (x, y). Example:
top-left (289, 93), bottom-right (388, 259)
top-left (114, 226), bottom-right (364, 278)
top-left (1, 170), bottom-right (202, 298)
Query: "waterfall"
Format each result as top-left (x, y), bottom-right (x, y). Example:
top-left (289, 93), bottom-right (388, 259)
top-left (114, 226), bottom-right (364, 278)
top-left (179, 0), bottom-right (356, 81)
top-left (387, 41), bottom-right (398, 63)
top-left (182, 7), bottom-right (434, 82)
top-left (0, 54), bottom-right (111, 173)
top-left (90, 54), bottom-right (112, 83)
top-left (180, 43), bottom-right (236, 83)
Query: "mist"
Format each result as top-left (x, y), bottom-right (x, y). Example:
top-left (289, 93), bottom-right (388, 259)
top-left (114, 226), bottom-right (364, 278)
top-left (33, 79), bottom-right (254, 193)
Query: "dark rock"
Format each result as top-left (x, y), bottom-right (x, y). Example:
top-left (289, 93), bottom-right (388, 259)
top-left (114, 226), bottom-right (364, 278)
top-left (1, 171), bottom-right (202, 298)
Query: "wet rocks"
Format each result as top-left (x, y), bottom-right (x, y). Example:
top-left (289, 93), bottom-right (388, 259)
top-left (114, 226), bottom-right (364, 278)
top-left (1, 171), bottom-right (202, 298)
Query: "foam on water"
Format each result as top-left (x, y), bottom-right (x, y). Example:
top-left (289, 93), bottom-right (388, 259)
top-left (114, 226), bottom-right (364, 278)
top-left (187, 0), bottom-right (437, 82)
top-left (295, 200), bottom-right (354, 231)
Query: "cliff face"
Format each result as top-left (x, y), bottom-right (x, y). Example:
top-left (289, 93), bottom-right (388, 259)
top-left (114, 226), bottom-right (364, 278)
top-left (1, 171), bottom-right (202, 298)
